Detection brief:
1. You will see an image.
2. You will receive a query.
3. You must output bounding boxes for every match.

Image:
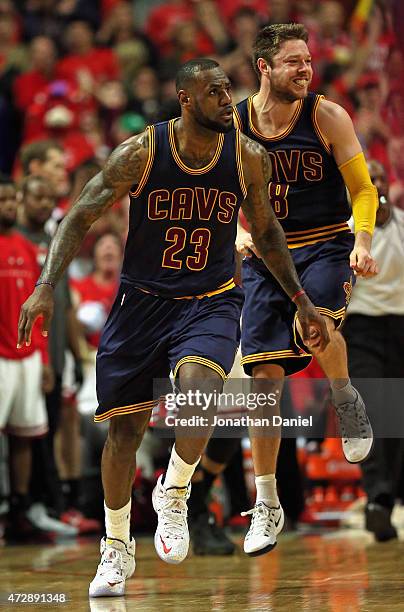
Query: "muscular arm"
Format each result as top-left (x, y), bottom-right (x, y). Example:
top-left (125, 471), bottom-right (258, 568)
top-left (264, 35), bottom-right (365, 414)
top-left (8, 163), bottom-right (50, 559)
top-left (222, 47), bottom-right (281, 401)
top-left (239, 133), bottom-right (302, 298)
top-left (40, 130), bottom-right (149, 286)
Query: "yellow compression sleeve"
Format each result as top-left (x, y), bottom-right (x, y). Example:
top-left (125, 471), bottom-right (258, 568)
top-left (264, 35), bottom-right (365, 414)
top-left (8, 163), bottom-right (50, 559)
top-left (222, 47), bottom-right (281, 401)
top-left (338, 152), bottom-right (378, 235)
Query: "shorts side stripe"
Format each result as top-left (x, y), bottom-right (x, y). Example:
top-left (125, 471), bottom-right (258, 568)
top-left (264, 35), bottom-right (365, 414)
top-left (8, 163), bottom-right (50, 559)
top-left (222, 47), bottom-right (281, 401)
top-left (94, 399), bottom-right (155, 422)
top-left (241, 350), bottom-right (311, 365)
top-left (173, 356), bottom-right (227, 381)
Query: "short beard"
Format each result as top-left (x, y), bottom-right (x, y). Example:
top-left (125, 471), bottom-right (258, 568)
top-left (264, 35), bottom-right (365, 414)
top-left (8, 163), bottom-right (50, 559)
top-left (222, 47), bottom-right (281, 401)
top-left (193, 105), bottom-right (234, 133)
top-left (271, 83), bottom-right (307, 104)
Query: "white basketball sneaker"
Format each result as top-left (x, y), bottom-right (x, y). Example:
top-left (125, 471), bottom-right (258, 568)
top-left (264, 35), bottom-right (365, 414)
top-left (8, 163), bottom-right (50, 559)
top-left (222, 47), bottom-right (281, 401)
top-left (242, 502), bottom-right (284, 556)
top-left (89, 537), bottom-right (136, 597)
top-left (152, 474), bottom-right (190, 564)
top-left (334, 389), bottom-right (373, 463)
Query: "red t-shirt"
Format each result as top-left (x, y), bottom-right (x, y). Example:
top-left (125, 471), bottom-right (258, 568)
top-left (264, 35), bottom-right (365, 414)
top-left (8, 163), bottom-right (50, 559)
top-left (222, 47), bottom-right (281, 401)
top-left (13, 70), bottom-right (54, 112)
top-left (57, 48), bottom-right (120, 85)
top-left (0, 231), bottom-right (48, 362)
top-left (70, 275), bottom-right (118, 349)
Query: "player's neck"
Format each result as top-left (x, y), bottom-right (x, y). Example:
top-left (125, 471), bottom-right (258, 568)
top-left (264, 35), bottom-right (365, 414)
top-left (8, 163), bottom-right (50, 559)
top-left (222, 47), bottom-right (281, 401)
top-left (253, 89), bottom-right (300, 133)
top-left (174, 118), bottom-right (219, 160)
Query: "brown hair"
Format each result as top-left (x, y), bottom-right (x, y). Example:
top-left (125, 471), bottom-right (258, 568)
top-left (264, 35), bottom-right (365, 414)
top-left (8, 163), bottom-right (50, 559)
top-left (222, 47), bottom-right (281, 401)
top-left (20, 140), bottom-right (63, 175)
top-left (252, 23), bottom-right (309, 76)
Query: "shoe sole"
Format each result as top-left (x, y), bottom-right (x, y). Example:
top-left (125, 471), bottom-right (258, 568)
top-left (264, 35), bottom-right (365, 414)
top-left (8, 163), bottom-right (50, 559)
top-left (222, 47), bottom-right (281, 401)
top-left (244, 510), bottom-right (284, 557)
top-left (344, 432), bottom-right (374, 464)
top-left (89, 583), bottom-right (125, 597)
top-left (246, 541), bottom-right (277, 557)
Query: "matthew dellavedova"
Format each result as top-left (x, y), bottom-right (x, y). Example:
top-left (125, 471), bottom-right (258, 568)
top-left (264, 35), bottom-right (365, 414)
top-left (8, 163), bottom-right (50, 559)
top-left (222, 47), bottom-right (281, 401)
top-left (165, 415), bottom-right (313, 428)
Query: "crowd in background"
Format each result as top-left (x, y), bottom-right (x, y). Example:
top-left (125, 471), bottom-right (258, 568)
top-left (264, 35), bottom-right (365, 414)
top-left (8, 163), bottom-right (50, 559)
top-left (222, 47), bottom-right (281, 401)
top-left (0, 0), bottom-right (403, 543)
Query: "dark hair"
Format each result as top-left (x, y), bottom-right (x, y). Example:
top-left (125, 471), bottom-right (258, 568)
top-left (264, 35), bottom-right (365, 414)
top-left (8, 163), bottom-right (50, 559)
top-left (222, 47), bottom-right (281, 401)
top-left (252, 23), bottom-right (309, 75)
top-left (20, 140), bottom-right (63, 175)
top-left (0, 173), bottom-right (14, 187)
top-left (19, 174), bottom-right (55, 198)
top-left (175, 58), bottom-right (220, 92)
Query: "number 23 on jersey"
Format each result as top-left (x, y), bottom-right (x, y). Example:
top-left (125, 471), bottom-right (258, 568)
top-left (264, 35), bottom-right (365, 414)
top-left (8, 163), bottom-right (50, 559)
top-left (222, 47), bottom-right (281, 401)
top-left (162, 227), bottom-right (211, 271)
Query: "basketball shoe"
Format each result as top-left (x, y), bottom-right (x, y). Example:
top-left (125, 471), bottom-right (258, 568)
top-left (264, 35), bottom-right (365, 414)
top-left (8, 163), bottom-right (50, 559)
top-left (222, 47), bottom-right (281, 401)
top-left (334, 389), bottom-right (373, 463)
top-left (152, 474), bottom-right (190, 564)
top-left (89, 536), bottom-right (135, 597)
top-left (242, 502), bottom-right (284, 556)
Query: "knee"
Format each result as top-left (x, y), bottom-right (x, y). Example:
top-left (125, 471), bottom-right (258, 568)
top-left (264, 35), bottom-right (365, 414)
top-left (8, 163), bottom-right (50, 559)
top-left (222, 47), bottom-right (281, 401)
top-left (106, 413), bottom-right (149, 454)
top-left (178, 363), bottom-right (223, 393)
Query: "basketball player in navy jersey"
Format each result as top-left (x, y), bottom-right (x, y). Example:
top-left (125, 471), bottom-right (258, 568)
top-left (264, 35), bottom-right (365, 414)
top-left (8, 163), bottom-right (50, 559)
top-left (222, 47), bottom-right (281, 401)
top-left (234, 24), bottom-right (378, 556)
top-left (18, 58), bottom-right (328, 596)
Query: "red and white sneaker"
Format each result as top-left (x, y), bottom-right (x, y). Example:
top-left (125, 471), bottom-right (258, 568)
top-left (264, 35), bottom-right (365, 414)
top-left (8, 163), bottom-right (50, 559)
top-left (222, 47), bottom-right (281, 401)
top-left (61, 509), bottom-right (101, 534)
top-left (89, 537), bottom-right (135, 597)
top-left (152, 474), bottom-right (190, 564)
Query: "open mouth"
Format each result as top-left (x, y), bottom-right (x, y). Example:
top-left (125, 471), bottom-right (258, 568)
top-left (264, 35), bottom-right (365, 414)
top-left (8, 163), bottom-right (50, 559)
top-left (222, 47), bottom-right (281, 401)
top-left (293, 79), bottom-right (309, 88)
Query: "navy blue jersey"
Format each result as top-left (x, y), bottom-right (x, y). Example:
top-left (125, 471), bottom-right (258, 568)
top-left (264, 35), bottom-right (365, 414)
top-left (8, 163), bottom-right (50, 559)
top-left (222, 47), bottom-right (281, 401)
top-left (234, 93), bottom-right (351, 248)
top-left (121, 119), bottom-right (247, 298)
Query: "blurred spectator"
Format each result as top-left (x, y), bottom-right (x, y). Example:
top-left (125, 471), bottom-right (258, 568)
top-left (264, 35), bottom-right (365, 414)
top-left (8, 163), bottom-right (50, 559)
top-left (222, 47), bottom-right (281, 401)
top-left (17, 176), bottom-right (84, 526)
top-left (19, 140), bottom-right (70, 212)
top-left (343, 160), bottom-right (404, 541)
top-left (13, 36), bottom-right (60, 113)
top-left (0, 174), bottom-right (55, 541)
top-left (388, 136), bottom-right (404, 210)
top-left (57, 20), bottom-right (120, 91)
top-left (127, 66), bottom-right (162, 123)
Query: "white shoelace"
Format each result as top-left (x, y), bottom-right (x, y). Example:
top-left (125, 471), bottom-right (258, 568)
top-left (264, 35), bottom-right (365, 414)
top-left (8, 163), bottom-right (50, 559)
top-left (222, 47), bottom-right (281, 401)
top-left (241, 503), bottom-right (278, 539)
top-left (159, 492), bottom-right (188, 539)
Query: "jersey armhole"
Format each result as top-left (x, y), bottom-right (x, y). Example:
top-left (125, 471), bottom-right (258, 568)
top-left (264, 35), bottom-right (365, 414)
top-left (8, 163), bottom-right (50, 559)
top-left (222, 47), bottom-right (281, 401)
top-left (235, 129), bottom-right (247, 199)
top-left (129, 125), bottom-right (156, 198)
top-left (312, 95), bottom-right (332, 155)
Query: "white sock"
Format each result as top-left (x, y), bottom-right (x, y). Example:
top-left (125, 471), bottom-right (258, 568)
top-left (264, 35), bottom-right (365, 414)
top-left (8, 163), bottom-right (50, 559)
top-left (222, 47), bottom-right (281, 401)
top-left (104, 498), bottom-right (131, 544)
top-left (164, 445), bottom-right (200, 488)
top-left (255, 474), bottom-right (279, 507)
top-left (331, 379), bottom-right (357, 405)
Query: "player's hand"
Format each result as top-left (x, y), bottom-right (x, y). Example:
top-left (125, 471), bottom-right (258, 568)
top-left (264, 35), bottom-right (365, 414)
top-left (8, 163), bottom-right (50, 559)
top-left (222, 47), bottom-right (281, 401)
top-left (17, 285), bottom-right (54, 348)
top-left (235, 231), bottom-right (261, 258)
top-left (42, 363), bottom-right (55, 394)
top-left (349, 246), bottom-right (378, 277)
top-left (295, 295), bottom-right (330, 352)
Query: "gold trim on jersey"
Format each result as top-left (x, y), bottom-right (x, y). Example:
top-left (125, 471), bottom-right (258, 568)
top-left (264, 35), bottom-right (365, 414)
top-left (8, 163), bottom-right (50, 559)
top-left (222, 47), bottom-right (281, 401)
top-left (94, 399), bottom-right (155, 422)
top-left (136, 278), bottom-right (236, 301)
top-left (168, 119), bottom-right (224, 175)
top-left (248, 95), bottom-right (304, 142)
top-left (130, 125), bottom-right (156, 198)
top-left (285, 222), bottom-right (350, 248)
top-left (173, 356), bottom-right (227, 381)
top-left (235, 129), bottom-right (247, 198)
top-left (233, 106), bottom-right (243, 130)
top-left (312, 95), bottom-right (332, 155)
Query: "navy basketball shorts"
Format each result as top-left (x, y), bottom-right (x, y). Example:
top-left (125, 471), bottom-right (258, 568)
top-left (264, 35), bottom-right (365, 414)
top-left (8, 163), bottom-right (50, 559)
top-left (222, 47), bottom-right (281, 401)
top-left (241, 233), bottom-right (355, 376)
top-left (95, 282), bottom-right (244, 421)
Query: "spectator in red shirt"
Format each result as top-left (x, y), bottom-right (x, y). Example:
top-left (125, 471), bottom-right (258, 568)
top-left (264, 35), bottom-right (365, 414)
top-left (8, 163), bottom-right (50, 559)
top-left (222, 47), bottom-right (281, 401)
top-left (71, 233), bottom-right (122, 351)
top-left (13, 36), bottom-right (60, 113)
top-left (57, 20), bottom-right (120, 91)
top-left (0, 174), bottom-right (52, 540)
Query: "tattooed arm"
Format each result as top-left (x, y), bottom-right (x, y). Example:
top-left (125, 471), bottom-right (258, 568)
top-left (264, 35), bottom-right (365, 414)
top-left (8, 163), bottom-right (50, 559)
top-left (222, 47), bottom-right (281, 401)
top-left (17, 131), bottom-right (149, 346)
top-left (240, 133), bottom-right (329, 350)
top-left (240, 134), bottom-right (302, 297)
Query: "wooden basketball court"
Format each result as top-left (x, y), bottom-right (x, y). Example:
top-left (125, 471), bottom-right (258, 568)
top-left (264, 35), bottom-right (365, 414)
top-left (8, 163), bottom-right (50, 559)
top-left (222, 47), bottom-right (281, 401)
top-left (1, 527), bottom-right (403, 611)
